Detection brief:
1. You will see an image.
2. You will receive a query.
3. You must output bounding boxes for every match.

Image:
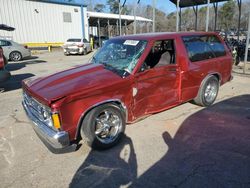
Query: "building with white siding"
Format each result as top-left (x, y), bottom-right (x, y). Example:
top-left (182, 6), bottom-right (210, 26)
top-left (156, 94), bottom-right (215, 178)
top-left (0, 0), bottom-right (88, 44)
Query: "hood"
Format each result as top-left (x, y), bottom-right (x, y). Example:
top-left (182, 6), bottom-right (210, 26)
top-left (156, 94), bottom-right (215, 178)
top-left (23, 63), bottom-right (122, 106)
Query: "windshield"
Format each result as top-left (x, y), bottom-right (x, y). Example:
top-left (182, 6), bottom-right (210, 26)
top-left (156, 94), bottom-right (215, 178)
top-left (90, 39), bottom-right (147, 76)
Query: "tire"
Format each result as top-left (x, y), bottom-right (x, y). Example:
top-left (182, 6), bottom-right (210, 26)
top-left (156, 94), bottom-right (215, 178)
top-left (83, 48), bottom-right (87, 55)
top-left (3, 56), bottom-right (8, 66)
top-left (9, 51), bottom-right (22, 61)
top-left (80, 103), bottom-right (125, 150)
top-left (193, 75), bottom-right (219, 107)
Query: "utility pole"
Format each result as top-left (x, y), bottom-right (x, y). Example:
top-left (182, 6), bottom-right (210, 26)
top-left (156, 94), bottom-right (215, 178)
top-left (176, 0), bottom-right (179, 32)
top-left (134, 0), bottom-right (140, 34)
top-left (119, 0), bottom-right (122, 35)
top-left (243, 12), bottom-right (250, 74)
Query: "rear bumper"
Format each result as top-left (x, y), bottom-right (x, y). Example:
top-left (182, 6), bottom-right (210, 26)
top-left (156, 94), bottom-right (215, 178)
top-left (22, 101), bottom-right (70, 149)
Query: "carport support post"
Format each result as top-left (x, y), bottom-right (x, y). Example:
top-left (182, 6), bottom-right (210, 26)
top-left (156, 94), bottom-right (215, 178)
top-left (243, 12), bottom-right (250, 74)
top-left (133, 2), bottom-right (137, 34)
top-left (119, 0), bottom-right (122, 36)
top-left (116, 20), bottom-right (119, 35)
top-left (107, 20), bottom-right (110, 37)
top-left (97, 18), bottom-right (101, 47)
top-left (176, 0), bottom-right (180, 32)
top-left (125, 20), bottom-right (127, 35)
top-left (152, 0), bottom-right (156, 32)
top-left (206, 0), bottom-right (210, 32)
top-left (179, 7), bottom-right (182, 31)
top-left (237, 0), bottom-right (242, 41)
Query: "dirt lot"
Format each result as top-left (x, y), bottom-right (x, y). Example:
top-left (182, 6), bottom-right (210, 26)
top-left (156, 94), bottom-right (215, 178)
top-left (0, 50), bottom-right (250, 188)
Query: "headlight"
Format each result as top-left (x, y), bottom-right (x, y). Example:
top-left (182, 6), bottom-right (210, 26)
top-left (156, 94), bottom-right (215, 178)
top-left (43, 107), bottom-right (61, 130)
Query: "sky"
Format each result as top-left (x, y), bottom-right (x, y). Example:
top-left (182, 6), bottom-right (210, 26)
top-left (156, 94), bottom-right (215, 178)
top-left (58, 0), bottom-right (177, 14)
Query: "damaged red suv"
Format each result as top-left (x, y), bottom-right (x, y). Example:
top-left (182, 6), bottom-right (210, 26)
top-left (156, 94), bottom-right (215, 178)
top-left (22, 32), bottom-right (233, 151)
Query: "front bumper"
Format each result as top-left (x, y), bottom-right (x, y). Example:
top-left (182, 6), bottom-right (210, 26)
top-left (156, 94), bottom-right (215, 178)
top-left (22, 101), bottom-right (70, 149)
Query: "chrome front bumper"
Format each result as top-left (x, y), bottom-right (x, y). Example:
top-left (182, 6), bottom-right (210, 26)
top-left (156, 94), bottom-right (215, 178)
top-left (22, 101), bottom-right (70, 149)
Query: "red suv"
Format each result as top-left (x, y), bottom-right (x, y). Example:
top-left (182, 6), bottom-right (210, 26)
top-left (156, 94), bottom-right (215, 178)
top-left (22, 32), bottom-right (233, 151)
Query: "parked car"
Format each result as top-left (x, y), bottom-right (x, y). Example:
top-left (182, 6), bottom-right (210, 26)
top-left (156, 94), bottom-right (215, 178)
top-left (0, 39), bottom-right (31, 61)
top-left (22, 32), bottom-right (233, 151)
top-left (0, 46), bottom-right (10, 83)
top-left (63, 38), bottom-right (91, 55)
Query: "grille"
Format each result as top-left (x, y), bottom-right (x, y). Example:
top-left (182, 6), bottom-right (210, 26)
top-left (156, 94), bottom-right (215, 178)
top-left (23, 91), bottom-right (45, 122)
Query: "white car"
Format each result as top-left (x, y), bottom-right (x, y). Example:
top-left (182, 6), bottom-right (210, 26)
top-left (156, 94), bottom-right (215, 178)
top-left (0, 39), bottom-right (31, 61)
top-left (63, 38), bottom-right (91, 55)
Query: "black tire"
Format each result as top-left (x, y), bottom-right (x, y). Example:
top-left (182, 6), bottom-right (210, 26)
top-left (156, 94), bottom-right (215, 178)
top-left (193, 75), bottom-right (219, 107)
top-left (80, 103), bottom-right (125, 150)
top-left (83, 48), bottom-right (87, 55)
top-left (9, 51), bottom-right (22, 61)
top-left (3, 55), bottom-right (8, 66)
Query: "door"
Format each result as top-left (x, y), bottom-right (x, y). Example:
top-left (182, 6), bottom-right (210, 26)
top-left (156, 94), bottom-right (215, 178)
top-left (132, 39), bottom-right (180, 118)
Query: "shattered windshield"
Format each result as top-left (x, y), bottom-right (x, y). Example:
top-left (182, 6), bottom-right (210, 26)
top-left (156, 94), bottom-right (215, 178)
top-left (90, 39), bottom-right (147, 76)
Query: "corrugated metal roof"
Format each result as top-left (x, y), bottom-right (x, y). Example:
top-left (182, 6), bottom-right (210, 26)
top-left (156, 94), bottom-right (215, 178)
top-left (27, 0), bottom-right (87, 7)
top-left (170, 0), bottom-right (229, 8)
top-left (87, 11), bottom-right (152, 27)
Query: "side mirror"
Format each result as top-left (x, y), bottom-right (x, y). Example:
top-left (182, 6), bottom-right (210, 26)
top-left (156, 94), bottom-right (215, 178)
top-left (140, 62), bottom-right (148, 72)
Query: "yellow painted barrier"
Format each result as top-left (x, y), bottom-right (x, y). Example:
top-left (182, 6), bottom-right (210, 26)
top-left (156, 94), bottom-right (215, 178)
top-left (23, 42), bottom-right (64, 52)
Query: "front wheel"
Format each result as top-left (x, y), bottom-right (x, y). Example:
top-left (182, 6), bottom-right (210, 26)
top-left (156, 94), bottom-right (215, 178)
top-left (81, 104), bottom-right (125, 150)
top-left (193, 75), bottom-right (219, 107)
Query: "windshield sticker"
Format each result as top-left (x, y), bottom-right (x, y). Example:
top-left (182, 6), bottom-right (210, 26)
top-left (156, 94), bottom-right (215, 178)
top-left (124, 40), bottom-right (139, 46)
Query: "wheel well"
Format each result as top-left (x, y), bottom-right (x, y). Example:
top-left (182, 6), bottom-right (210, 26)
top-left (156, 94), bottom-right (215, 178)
top-left (212, 73), bottom-right (220, 82)
top-left (75, 101), bottom-right (126, 140)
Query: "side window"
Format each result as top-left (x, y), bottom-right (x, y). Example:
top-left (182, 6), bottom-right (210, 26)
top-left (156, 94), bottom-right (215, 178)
top-left (207, 35), bottom-right (226, 57)
top-left (144, 39), bottom-right (175, 69)
top-left (0, 40), bottom-right (11, 47)
top-left (82, 39), bottom-right (89, 43)
top-left (183, 36), bottom-right (215, 62)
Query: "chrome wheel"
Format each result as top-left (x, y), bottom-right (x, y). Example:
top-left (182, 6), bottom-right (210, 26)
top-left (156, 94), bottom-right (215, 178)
top-left (94, 110), bottom-right (122, 144)
top-left (204, 79), bottom-right (218, 104)
top-left (10, 51), bottom-right (22, 61)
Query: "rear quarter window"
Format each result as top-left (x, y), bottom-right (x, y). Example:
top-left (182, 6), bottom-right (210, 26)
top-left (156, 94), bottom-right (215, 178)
top-left (182, 35), bottom-right (226, 62)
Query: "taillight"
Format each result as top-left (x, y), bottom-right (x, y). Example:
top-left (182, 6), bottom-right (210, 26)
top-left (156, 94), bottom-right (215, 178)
top-left (0, 48), bottom-right (4, 68)
top-left (23, 45), bottom-right (28, 49)
top-left (77, 43), bottom-right (84, 47)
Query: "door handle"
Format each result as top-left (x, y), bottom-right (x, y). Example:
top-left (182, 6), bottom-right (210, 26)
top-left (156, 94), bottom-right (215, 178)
top-left (168, 67), bottom-right (177, 72)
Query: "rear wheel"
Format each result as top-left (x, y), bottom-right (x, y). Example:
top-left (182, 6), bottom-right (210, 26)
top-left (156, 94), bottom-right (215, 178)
top-left (9, 51), bottom-right (22, 61)
top-left (193, 75), bottom-right (219, 107)
top-left (83, 48), bottom-right (87, 55)
top-left (80, 104), bottom-right (125, 149)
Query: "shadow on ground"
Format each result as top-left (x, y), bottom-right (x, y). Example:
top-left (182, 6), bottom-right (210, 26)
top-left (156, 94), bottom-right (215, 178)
top-left (6, 58), bottom-right (47, 72)
top-left (131, 95), bottom-right (250, 188)
top-left (0, 73), bottom-right (35, 91)
top-left (70, 95), bottom-right (250, 188)
top-left (70, 135), bottom-right (137, 188)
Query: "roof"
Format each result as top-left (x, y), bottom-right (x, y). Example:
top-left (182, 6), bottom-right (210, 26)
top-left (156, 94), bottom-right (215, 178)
top-left (28, 0), bottom-right (87, 7)
top-left (170, 0), bottom-right (229, 8)
top-left (87, 11), bottom-right (152, 27)
top-left (111, 31), bottom-right (218, 41)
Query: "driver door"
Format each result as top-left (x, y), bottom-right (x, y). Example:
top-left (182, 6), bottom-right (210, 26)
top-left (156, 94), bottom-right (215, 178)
top-left (132, 39), bottom-right (180, 118)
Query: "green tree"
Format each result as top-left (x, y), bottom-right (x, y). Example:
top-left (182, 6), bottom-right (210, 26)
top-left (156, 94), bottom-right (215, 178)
top-left (107, 0), bottom-right (119, 14)
top-left (219, 0), bottom-right (236, 30)
top-left (94, 4), bottom-right (105, 12)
